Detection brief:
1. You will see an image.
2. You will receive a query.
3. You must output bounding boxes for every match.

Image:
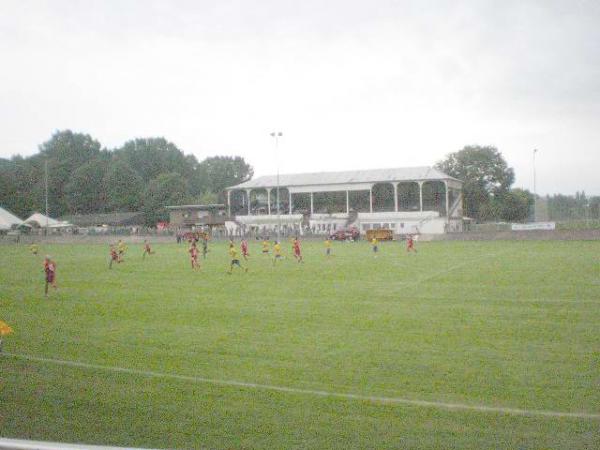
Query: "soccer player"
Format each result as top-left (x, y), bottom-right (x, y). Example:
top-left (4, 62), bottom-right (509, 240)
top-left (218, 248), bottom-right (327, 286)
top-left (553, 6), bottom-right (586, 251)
top-left (241, 238), bottom-right (249, 261)
top-left (117, 240), bottom-right (127, 262)
top-left (228, 243), bottom-right (247, 274)
top-left (292, 237), bottom-right (303, 263)
top-left (262, 238), bottom-right (270, 255)
top-left (189, 242), bottom-right (200, 270)
top-left (406, 234), bottom-right (418, 253)
top-left (109, 245), bottom-right (119, 269)
top-left (371, 236), bottom-right (378, 257)
top-left (324, 238), bottom-right (332, 257)
top-left (142, 240), bottom-right (155, 259)
top-left (30, 243), bottom-right (39, 255)
top-left (43, 255), bottom-right (57, 297)
top-left (273, 241), bottom-right (283, 265)
top-left (201, 235), bottom-right (208, 259)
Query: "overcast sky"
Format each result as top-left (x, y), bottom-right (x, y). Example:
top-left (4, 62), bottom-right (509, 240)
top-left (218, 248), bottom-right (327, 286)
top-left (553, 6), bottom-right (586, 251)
top-left (1, 0), bottom-right (599, 195)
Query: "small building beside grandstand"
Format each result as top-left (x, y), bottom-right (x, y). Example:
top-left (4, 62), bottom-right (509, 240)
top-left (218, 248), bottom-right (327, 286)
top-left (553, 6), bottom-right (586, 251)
top-left (166, 204), bottom-right (228, 230)
top-left (224, 167), bottom-right (463, 236)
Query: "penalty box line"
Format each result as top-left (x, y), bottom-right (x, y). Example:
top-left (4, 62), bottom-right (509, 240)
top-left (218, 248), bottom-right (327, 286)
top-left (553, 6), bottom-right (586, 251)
top-left (3, 352), bottom-right (599, 420)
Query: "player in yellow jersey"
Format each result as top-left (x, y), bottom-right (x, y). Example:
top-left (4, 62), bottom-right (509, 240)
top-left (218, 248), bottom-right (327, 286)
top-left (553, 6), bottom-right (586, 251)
top-left (324, 238), bottom-right (332, 256)
top-left (117, 240), bottom-right (127, 262)
top-left (371, 237), bottom-right (378, 257)
top-left (272, 241), bottom-right (283, 265)
top-left (262, 239), bottom-right (270, 254)
top-left (30, 243), bottom-right (39, 255)
top-left (228, 243), bottom-right (247, 274)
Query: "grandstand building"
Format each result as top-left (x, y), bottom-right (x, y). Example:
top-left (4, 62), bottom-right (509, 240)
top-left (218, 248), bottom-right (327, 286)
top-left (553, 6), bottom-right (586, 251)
top-left (225, 167), bottom-right (463, 236)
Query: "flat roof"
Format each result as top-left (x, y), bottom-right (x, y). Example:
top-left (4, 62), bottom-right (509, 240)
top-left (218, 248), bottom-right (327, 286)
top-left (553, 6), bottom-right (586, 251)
top-left (227, 166), bottom-right (460, 190)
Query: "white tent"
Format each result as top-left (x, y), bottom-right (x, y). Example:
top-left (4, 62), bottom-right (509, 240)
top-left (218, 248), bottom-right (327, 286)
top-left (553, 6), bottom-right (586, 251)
top-left (24, 212), bottom-right (72, 228)
top-left (0, 206), bottom-right (24, 230)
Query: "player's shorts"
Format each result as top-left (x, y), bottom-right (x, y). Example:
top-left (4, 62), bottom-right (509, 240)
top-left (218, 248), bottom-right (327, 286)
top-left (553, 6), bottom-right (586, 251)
top-left (262, 249), bottom-right (269, 253)
top-left (373, 246), bottom-right (378, 252)
top-left (275, 254), bottom-right (282, 259)
top-left (231, 259), bottom-right (241, 266)
top-left (326, 248), bottom-right (331, 255)
top-left (45, 272), bottom-right (55, 283)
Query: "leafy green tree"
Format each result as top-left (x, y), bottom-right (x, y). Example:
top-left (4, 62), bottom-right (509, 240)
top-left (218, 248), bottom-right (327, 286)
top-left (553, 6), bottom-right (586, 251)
top-left (435, 145), bottom-right (515, 221)
top-left (38, 130), bottom-right (103, 216)
top-left (197, 156), bottom-right (253, 200)
top-left (498, 188), bottom-right (534, 222)
top-left (65, 159), bottom-right (110, 214)
top-left (116, 138), bottom-right (197, 183)
top-left (142, 172), bottom-right (190, 226)
top-left (104, 159), bottom-right (144, 212)
top-left (198, 191), bottom-right (219, 205)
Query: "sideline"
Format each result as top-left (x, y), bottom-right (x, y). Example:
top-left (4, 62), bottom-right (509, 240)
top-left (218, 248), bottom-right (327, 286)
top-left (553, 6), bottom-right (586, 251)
top-left (3, 352), bottom-right (599, 420)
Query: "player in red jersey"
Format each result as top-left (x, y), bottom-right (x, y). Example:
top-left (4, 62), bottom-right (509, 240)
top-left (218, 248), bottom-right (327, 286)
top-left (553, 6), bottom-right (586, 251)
top-left (43, 255), bottom-right (57, 297)
top-left (142, 240), bottom-right (155, 259)
top-left (292, 237), bottom-right (303, 263)
top-left (189, 242), bottom-right (200, 270)
top-left (240, 239), bottom-right (249, 261)
top-left (406, 234), bottom-right (418, 253)
top-left (109, 245), bottom-right (119, 269)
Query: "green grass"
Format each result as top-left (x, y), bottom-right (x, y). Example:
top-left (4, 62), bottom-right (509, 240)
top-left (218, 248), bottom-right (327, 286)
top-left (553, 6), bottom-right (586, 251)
top-left (1, 240), bottom-right (599, 449)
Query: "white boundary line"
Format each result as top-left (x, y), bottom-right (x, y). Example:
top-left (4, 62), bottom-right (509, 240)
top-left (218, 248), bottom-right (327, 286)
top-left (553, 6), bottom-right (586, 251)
top-left (3, 352), bottom-right (599, 420)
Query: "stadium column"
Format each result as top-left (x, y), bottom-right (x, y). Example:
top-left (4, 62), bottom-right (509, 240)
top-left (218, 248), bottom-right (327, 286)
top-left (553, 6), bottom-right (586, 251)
top-left (346, 191), bottom-right (349, 214)
top-left (369, 186), bottom-right (373, 213)
top-left (267, 190), bottom-right (271, 215)
top-left (246, 189), bottom-right (252, 215)
top-left (393, 184), bottom-right (398, 212)
top-left (310, 193), bottom-right (314, 215)
top-left (227, 190), bottom-right (231, 216)
top-left (289, 191), bottom-right (293, 214)
top-left (419, 182), bottom-right (423, 212)
top-left (445, 181), bottom-right (449, 219)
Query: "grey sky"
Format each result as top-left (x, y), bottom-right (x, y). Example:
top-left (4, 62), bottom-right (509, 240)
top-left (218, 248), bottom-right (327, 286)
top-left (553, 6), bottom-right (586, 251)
top-left (1, 0), bottom-right (599, 195)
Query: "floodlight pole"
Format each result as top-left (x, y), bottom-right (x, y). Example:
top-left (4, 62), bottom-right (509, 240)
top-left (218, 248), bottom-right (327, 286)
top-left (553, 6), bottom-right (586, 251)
top-left (270, 132), bottom-right (283, 241)
top-left (533, 149), bottom-right (538, 221)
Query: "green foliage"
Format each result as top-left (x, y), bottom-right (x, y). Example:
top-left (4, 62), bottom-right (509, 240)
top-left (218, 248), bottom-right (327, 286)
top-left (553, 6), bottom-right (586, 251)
top-left (547, 191), bottom-right (598, 221)
top-left (104, 159), bottom-right (144, 212)
top-left (142, 172), bottom-right (191, 226)
top-left (64, 158), bottom-right (110, 214)
top-left (1, 130), bottom-right (253, 223)
top-left (198, 156), bottom-right (253, 201)
top-left (435, 145), bottom-right (515, 221)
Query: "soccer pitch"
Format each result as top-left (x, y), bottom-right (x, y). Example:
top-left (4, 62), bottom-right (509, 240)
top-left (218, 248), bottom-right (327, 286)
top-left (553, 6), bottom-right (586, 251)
top-left (1, 240), bottom-right (599, 449)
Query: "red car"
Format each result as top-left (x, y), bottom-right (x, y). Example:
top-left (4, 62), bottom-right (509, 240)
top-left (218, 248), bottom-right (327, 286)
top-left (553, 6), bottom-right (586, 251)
top-left (329, 228), bottom-right (360, 241)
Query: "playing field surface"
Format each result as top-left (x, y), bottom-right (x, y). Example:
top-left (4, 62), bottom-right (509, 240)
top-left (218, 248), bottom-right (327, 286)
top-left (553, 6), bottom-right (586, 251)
top-left (1, 239), bottom-right (599, 449)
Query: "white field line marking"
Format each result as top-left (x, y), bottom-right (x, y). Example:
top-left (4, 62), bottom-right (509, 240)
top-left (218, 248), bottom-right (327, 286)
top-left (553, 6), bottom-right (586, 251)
top-left (413, 250), bottom-right (512, 285)
top-left (3, 352), bottom-right (599, 420)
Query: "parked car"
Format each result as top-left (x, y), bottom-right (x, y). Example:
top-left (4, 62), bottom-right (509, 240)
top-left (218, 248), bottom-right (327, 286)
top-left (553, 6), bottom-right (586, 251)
top-left (329, 227), bottom-right (360, 241)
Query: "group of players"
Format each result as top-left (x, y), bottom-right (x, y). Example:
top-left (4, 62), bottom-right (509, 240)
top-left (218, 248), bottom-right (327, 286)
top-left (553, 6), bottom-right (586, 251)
top-left (32, 233), bottom-right (417, 297)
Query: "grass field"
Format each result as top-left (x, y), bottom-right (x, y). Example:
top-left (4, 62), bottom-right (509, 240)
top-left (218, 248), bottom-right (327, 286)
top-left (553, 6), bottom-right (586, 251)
top-left (1, 239), bottom-right (599, 449)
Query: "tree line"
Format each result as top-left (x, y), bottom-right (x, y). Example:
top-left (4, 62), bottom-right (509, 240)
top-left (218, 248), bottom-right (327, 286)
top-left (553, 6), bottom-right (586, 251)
top-left (0, 130), bottom-right (253, 225)
top-left (2, 134), bottom-right (596, 226)
top-left (435, 145), bottom-right (600, 223)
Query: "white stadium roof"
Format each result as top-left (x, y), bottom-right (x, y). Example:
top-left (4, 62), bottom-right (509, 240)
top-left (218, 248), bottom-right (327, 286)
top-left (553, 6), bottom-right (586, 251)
top-left (227, 166), bottom-right (459, 190)
top-left (0, 206), bottom-right (23, 230)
